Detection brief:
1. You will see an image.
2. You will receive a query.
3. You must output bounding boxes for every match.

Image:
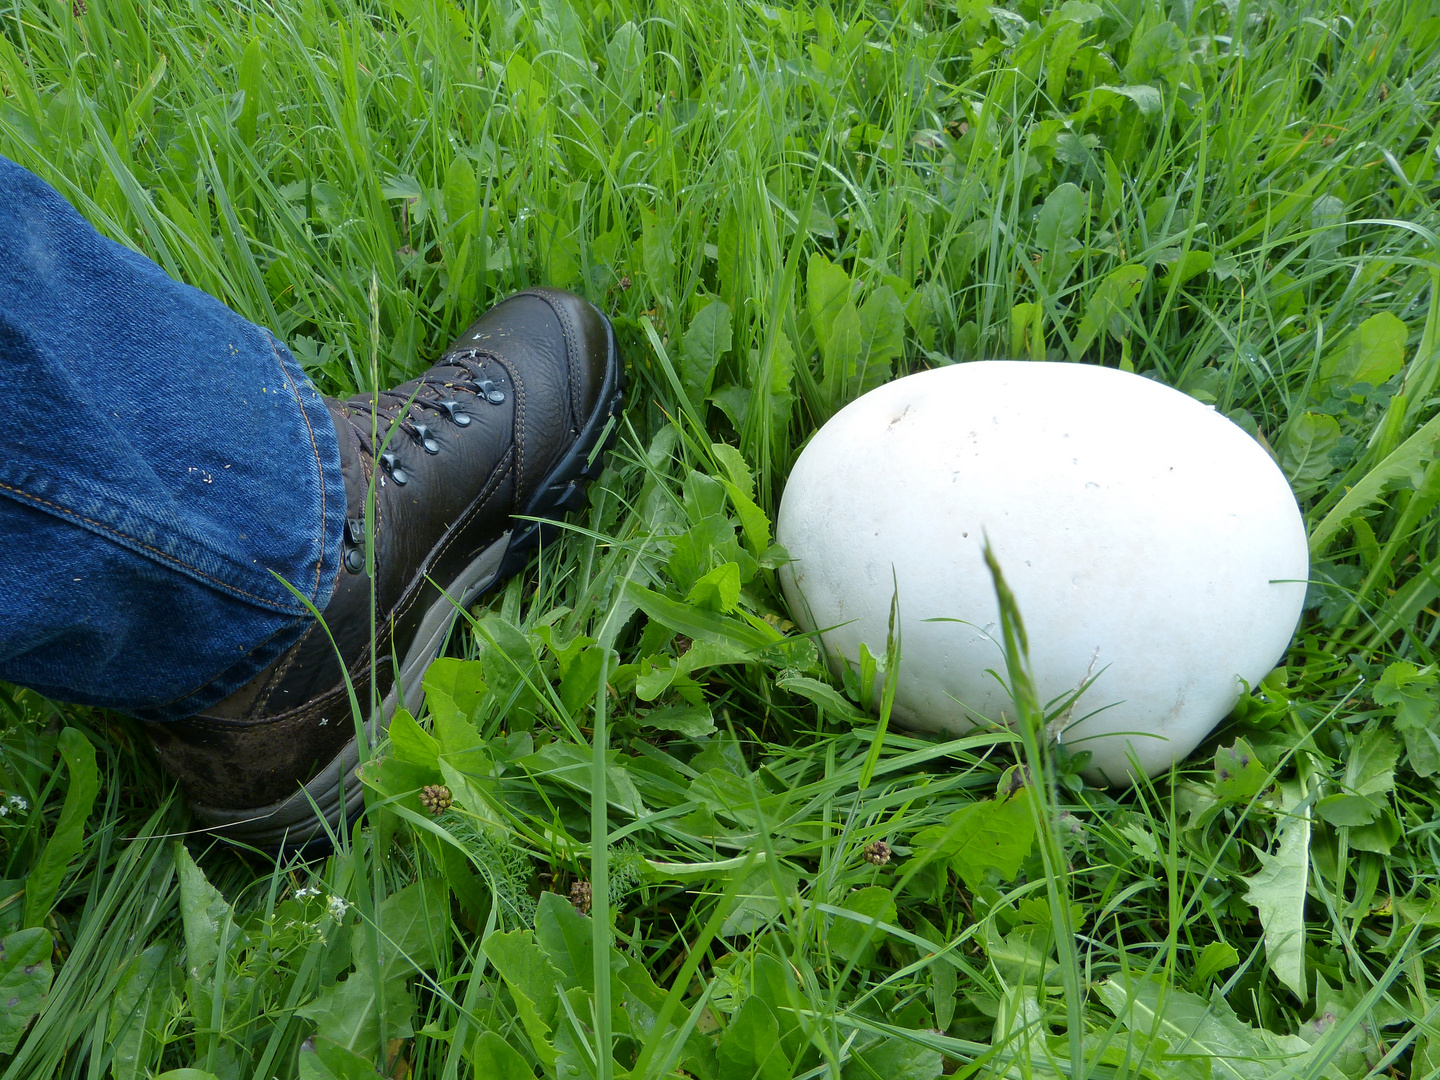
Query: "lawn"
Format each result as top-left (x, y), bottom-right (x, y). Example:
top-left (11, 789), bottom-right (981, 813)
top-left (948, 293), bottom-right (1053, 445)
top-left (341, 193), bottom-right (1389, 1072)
top-left (3, 0), bottom-right (1440, 1077)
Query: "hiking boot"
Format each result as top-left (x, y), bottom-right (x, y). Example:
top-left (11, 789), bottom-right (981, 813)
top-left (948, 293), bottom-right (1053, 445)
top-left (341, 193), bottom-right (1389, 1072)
top-left (144, 288), bottom-right (624, 851)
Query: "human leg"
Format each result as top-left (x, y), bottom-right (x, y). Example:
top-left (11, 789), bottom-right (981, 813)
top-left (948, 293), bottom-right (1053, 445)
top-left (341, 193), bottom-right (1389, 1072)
top-left (0, 154), bottom-right (625, 849)
top-left (0, 153), bottom-right (346, 720)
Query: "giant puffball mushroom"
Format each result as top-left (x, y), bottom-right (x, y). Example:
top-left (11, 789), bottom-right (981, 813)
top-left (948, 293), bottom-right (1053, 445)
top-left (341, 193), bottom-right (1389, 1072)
top-left (776, 361), bottom-right (1308, 784)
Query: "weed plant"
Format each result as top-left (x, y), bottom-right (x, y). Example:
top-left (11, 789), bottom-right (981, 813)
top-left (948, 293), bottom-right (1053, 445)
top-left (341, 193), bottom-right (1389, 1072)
top-left (3, 0), bottom-right (1440, 1078)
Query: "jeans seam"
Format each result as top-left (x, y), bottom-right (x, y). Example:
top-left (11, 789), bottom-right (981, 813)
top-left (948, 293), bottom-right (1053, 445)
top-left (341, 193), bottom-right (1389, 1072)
top-left (268, 333), bottom-right (329, 603)
top-left (0, 479), bottom-right (302, 612)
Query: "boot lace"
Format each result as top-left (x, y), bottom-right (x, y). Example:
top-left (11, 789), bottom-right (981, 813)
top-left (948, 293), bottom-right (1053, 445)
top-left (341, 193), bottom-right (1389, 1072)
top-left (342, 348), bottom-right (508, 487)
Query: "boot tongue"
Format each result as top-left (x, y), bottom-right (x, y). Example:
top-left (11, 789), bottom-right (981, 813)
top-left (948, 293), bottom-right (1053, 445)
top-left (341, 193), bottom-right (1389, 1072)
top-left (326, 398), bottom-right (380, 512)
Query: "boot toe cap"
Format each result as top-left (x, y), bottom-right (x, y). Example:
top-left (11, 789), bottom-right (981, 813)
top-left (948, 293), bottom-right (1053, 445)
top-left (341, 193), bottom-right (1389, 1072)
top-left (454, 287), bottom-right (618, 433)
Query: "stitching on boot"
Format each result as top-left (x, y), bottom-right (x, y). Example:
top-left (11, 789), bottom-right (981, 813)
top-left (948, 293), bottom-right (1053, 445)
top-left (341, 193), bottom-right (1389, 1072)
top-left (251, 621), bottom-right (316, 716)
top-left (492, 354), bottom-right (526, 509)
top-left (521, 288), bottom-right (582, 431)
top-left (411, 449), bottom-right (514, 603)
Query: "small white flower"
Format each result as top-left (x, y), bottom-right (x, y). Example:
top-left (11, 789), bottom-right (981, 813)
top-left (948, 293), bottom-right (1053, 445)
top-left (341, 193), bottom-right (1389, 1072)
top-left (295, 885), bottom-right (320, 900)
top-left (0, 805), bottom-right (8, 818)
top-left (8, 794), bottom-right (28, 812)
top-left (326, 895), bottom-right (351, 920)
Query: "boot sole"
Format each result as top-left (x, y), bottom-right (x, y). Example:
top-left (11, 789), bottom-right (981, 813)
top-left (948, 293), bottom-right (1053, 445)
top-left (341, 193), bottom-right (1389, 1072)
top-left (192, 303), bottom-right (626, 853)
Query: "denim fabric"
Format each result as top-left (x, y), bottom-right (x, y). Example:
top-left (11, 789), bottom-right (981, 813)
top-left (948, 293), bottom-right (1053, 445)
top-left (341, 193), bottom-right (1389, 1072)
top-left (0, 155), bottom-right (345, 721)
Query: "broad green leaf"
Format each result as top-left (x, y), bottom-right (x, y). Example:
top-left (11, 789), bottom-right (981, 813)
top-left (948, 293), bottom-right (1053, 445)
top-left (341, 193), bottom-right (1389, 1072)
top-left (387, 708), bottom-right (439, 768)
top-left (912, 790), bottom-right (1037, 892)
top-left (1123, 21), bottom-right (1186, 85)
top-left (482, 928), bottom-right (564, 1069)
top-left (641, 207), bottom-right (674, 293)
top-left (108, 944), bottom-right (167, 1080)
top-left (718, 995), bottom-right (790, 1080)
top-left (711, 442), bottom-right (754, 499)
top-left (1045, 20), bottom-right (1083, 100)
top-left (175, 840), bottom-right (235, 1064)
top-left (1316, 794), bottom-right (1380, 828)
top-left (504, 52), bottom-right (545, 122)
top-left (638, 702), bottom-right (716, 737)
top-left (423, 656), bottom-right (487, 729)
top-left (24, 726), bottom-right (99, 927)
top-left (236, 37), bottom-right (263, 146)
top-left (1161, 250), bottom-right (1213, 287)
top-left (1055, 0), bottom-right (1103, 21)
top-left (1096, 974), bottom-right (1335, 1079)
top-left (855, 284), bottom-right (905, 393)
top-left (442, 154), bottom-right (477, 226)
top-left (1320, 312), bottom-right (1408, 388)
top-left (686, 562), bottom-right (742, 613)
top-left (534, 890), bottom-right (596, 991)
top-left (156, 1072), bottom-right (223, 1080)
top-left (807, 252), bottom-right (852, 347)
top-left (516, 741), bottom-right (646, 816)
top-left (558, 643), bottom-right (605, 714)
top-left (176, 843), bottom-right (233, 980)
top-left (1073, 266), bottom-right (1147, 354)
top-left (351, 877), bottom-right (448, 979)
top-left (680, 300), bottom-right (732, 399)
top-left (297, 1037), bottom-right (378, 1080)
top-left (1328, 727), bottom-right (1402, 853)
top-left (841, 1036), bottom-right (944, 1080)
top-left (1345, 726), bottom-right (1399, 797)
top-left (1349, 809), bottom-right (1402, 854)
top-left (1011, 302), bottom-right (1044, 360)
top-left (1401, 724), bottom-right (1440, 778)
top-left (467, 1031), bottom-right (535, 1079)
top-left (0, 927), bottom-right (53, 1054)
top-left (296, 967), bottom-right (414, 1054)
top-left (723, 479), bottom-right (772, 559)
top-left (625, 580), bottom-right (780, 652)
top-left (762, 332), bottom-right (797, 442)
top-left (749, 951), bottom-right (807, 1060)
top-left (1309, 410), bottom-right (1440, 553)
top-left (1213, 737), bottom-right (1268, 802)
top-left (635, 653), bottom-right (679, 701)
top-left (1191, 941), bottom-right (1240, 989)
top-left (775, 672), bottom-right (865, 722)
top-left (1243, 782), bottom-right (1309, 998)
top-left (1036, 182), bottom-right (1085, 253)
top-left (1373, 661), bottom-right (1437, 731)
top-left (1309, 195), bottom-right (1346, 260)
top-left (829, 885), bottom-right (896, 961)
top-left (1277, 412), bottom-right (1342, 497)
top-left (822, 298), bottom-right (862, 404)
top-left (1084, 83), bottom-right (1163, 117)
top-left (900, 201), bottom-right (930, 287)
top-left (475, 616), bottom-right (542, 719)
top-left (720, 864), bottom-right (799, 937)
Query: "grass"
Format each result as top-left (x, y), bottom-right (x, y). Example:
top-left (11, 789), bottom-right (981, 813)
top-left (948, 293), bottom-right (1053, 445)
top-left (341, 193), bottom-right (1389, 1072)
top-left (3, 0), bottom-right (1440, 1076)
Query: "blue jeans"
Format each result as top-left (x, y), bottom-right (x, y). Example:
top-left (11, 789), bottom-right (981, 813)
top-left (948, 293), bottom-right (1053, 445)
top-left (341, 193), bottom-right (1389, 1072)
top-left (0, 156), bottom-right (346, 721)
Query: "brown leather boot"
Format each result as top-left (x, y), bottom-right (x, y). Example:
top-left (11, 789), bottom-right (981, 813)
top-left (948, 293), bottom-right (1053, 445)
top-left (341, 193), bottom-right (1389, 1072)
top-left (144, 288), bottom-right (623, 850)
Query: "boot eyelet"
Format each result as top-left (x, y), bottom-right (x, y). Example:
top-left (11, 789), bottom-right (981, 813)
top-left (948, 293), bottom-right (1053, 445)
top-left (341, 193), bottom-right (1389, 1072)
top-left (344, 547), bottom-right (365, 573)
top-left (439, 400), bottom-right (471, 426)
top-left (381, 452), bottom-right (409, 485)
top-left (477, 379), bottom-right (507, 405)
top-left (413, 423), bottom-right (440, 454)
